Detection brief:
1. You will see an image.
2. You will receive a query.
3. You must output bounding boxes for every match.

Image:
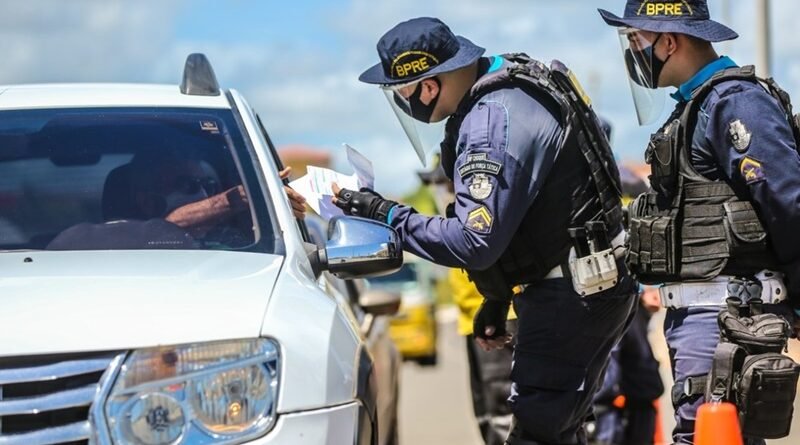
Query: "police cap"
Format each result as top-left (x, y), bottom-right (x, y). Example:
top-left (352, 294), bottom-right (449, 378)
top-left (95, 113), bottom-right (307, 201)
top-left (359, 17), bottom-right (485, 86)
top-left (598, 0), bottom-right (738, 42)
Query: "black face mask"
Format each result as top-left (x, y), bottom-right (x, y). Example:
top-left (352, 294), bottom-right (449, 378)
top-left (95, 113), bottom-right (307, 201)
top-left (624, 33), bottom-right (671, 89)
top-left (393, 77), bottom-right (441, 123)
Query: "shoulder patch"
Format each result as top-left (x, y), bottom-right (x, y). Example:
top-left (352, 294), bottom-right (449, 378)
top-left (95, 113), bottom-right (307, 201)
top-left (466, 206), bottom-right (493, 234)
top-left (468, 173), bottom-right (493, 200)
top-left (739, 156), bottom-right (765, 184)
top-left (457, 153), bottom-right (503, 178)
top-left (728, 119), bottom-right (752, 153)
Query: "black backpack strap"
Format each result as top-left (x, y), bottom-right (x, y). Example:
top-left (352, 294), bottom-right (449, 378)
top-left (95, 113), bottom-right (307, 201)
top-left (503, 56), bottom-right (624, 228)
top-left (706, 342), bottom-right (747, 402)
top-left (689, 65), bottom-right (757, 101)
top-left (464, 53), bottom-right (624, 231)
top-left (687, 65), bottom-right (800, 154)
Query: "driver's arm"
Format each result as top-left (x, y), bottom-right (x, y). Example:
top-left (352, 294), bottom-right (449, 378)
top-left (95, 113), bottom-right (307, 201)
top-left (165, 185), bottom-right (248, 229)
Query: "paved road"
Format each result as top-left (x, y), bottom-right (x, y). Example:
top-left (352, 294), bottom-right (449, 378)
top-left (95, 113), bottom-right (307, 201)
top-left (399, 308), bottom-right (483, 445)
top-left (399, 307), bottom-right (800, 445)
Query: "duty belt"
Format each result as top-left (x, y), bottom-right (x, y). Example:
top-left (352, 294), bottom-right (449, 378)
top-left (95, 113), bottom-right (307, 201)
top-left (541, 231), bottom-right (627, 280)
top-left (659, 270), bottom-right (787, 309)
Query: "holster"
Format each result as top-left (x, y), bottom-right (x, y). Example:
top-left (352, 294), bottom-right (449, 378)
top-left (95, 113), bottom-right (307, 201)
top-left (704, 296), bottom-right (800, 439)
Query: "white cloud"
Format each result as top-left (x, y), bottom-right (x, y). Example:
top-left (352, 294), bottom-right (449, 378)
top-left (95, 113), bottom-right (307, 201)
top-left (0, 0), bottom-right (182, 84)
top-left (0, 0), bottom-right (797, 196)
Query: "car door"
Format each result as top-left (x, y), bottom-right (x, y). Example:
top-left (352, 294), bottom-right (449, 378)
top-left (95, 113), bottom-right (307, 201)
top-left (339, 277), bottom-right (401, 445)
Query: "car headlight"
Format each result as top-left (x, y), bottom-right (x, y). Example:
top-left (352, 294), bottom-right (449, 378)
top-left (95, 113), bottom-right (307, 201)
top-left (105, 339), bottom-right (280, 445)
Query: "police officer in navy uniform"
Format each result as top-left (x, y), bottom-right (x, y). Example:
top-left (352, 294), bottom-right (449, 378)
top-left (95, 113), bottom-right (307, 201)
top-left (333, 17), bottom-right (638, 444)
top-left (599, 1), bottom-right (800, 444)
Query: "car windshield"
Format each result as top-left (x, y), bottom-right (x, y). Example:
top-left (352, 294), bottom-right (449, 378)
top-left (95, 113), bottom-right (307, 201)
top-left (0, 107), bottom-right (278, 253)
top-left (367, 263), bottom-right (418, 290)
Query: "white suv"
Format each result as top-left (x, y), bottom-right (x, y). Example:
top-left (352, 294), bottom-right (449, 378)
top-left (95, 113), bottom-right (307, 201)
top-left (0, 54), bottom-right (403, 445)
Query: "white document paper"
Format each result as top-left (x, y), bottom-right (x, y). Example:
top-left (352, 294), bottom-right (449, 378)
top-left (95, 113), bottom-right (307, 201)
top-left (289, 144), bottom-right (374, 220)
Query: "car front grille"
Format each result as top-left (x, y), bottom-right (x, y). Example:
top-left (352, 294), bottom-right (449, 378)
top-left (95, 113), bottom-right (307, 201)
top-left (0, 353), bottom-right (123, 445)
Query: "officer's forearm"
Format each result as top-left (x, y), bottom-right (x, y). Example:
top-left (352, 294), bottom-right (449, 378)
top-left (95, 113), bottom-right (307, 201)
top-left (389, 206), bottom-right (505, 270)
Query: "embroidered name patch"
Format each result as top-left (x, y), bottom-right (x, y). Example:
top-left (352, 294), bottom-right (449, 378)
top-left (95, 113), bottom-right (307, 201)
top-left (457, 153), bottom-right (502, 178)
top-left (466, 206), bottom-right (493, 234)
top-left (637, 1), bottom-right (693, 16)
top-left (740, 156), bottom-right (765, 184)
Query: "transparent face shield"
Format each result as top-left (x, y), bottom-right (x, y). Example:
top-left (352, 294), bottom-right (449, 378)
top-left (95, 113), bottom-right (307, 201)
top-left (618, 28), bottom-right (666, 125)
top-left (381, 79), bottom-right (446, 167)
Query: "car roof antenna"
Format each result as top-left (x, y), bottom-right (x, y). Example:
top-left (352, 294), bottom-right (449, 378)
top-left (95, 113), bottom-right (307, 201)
top-left (180, 53), bottom-right (220, 96)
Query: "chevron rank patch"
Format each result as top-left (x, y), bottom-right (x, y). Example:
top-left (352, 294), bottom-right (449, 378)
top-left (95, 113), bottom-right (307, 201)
top-left (466, 206), bottom-right (493, 234)
top-left (740, 156), bottom-right (765, 184)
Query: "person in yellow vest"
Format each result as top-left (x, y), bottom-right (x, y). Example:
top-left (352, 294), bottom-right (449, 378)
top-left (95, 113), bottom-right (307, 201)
top-left (420, 158), bottom-right (516, 445)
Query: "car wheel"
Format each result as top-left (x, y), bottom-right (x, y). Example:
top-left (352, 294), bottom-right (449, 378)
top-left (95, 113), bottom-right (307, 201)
top-left (387, 421), bottom-right (399, 445)
top-left (416, 352), bottom-right (437, 367)
top-left (386, 382), bottom-right (400, 445)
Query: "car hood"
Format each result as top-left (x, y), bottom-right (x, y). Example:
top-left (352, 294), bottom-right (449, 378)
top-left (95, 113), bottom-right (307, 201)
top-left (0, 250), bottom-right (283, 357)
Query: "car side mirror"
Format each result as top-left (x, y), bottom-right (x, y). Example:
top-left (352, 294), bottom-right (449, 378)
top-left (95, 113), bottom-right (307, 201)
top-left (359, 289), bottom-right (402, 316)
top-left (309, 216), bottom-right (403, 279)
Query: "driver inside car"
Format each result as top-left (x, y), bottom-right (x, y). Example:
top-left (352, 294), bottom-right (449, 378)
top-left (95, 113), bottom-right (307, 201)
top-left (129, 153), bottom-right (251, 239)
top-left (48, 151), bottom-right (252, 250)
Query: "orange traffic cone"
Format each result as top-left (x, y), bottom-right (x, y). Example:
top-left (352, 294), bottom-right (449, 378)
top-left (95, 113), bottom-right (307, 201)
top-left (653, 399), bottom-right (666, 445)
top-left (694, 402), bottom-right (743, 445)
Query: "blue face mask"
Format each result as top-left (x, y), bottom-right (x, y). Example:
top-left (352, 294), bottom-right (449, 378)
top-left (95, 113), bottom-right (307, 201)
top-left (393, 77), bottom-right (441, 123)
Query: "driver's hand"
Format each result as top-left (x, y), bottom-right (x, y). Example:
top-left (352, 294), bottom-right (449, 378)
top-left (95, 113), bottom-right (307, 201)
top-left (279, 167), bottom-right (306, 219)
top-left (224, 185), bottom-right (250, 212)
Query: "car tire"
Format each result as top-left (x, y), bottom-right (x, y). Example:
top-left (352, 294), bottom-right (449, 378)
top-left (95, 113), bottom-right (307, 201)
top-left (386, 382), bottom-right (400, 445)
top-left (416, 353), bottom-right (437, 367)
top-left (386, 422), bottom-right (399, 445)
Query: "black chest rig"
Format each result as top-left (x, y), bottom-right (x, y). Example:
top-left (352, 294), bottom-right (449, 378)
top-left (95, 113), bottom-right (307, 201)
top-left (627, 66), bottom-right (800, 284)
top-left (442, 54), bottom-right (623, 295)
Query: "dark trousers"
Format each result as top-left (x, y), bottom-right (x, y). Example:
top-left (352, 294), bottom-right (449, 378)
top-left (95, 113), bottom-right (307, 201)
top-left (592, 303), bottom-right (663, 445)
top-left (509, 270), bottom-right (638, 445)
top-left (467, 320), bottom-right (518, 445)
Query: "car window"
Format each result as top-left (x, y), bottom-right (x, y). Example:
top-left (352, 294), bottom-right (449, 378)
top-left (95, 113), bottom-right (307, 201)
top-left (0, 107), bottom-right (278, 253)
top-left (255, 112), bottom-right (312, 241)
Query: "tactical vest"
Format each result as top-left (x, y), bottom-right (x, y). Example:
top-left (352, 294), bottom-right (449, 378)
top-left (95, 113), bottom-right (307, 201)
top-left (627, 66), bottom-right (800, 284)
top-left (442, 54), bottom-right (624, 285)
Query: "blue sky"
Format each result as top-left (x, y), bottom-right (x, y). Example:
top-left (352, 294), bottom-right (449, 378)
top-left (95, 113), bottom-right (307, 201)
top-left (1, 0), bottom-right (797, 196)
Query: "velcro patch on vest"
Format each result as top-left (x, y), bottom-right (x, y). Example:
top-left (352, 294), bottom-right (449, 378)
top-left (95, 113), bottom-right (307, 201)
top-left (458, 153), bottom-right (503, 178)
top-left (740, 156), bottom-right (765, 185)
top-left (466, 205), bottom-right (493, 234)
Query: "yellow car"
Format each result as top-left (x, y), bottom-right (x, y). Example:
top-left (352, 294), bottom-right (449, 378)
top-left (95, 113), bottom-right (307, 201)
top-left (368, 257), bottom-right (438, 366)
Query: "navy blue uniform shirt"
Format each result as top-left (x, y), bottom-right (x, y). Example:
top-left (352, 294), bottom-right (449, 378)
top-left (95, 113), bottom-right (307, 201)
top-left (388, 56), bottom-right (563, 270)
top-left (679, 57), bottom-right (800, 294)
